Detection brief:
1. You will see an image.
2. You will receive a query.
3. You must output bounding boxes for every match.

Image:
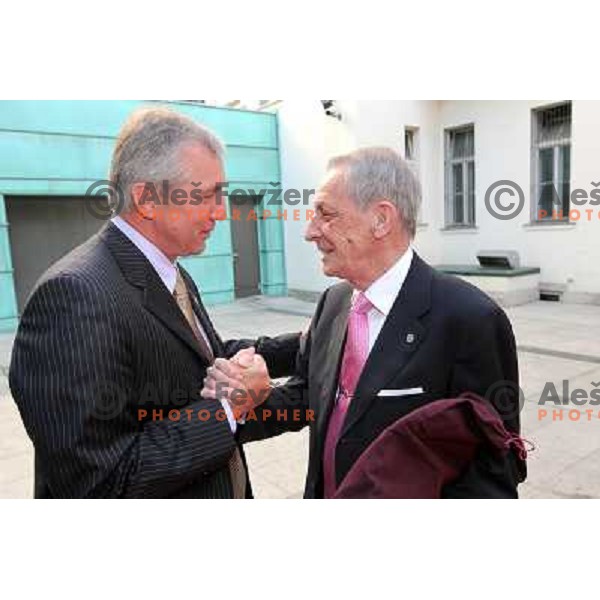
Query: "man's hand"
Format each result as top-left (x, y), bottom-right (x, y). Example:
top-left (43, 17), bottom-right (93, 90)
top-left (201, 347), bottom-right (272, 418)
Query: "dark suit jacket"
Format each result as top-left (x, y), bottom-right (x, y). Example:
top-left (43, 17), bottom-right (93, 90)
top-left (241, 253), bottom-right (525, 498)
top-left (334, 394), bottom-right (528, 499)
top-left (9, 222), bottom-right (299, 498)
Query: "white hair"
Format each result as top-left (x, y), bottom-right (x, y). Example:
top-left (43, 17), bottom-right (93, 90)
top-left (328, 147), bottom-right (422, 237)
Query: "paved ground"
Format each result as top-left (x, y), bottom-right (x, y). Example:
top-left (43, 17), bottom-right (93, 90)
top-left (2, 296), bottom-right (600, 499)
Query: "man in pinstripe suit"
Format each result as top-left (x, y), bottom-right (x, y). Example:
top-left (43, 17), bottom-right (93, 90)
top-left (9, 107), bottom-right (300, 498)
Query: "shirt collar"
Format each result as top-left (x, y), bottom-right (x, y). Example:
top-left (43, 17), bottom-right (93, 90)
top-left (111, 216), bottom-right (178, 293)
top-left (361, 246), bottom-right (414, 317)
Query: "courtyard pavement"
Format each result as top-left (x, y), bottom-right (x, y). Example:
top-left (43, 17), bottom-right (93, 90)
top-left (2, 295), bottom-right (600, 499)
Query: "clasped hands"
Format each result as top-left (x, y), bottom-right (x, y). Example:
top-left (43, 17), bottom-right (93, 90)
top-left (201, 347), bottom-right (272, 418)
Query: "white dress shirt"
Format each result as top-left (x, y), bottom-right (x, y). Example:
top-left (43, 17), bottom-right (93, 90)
top-left (360, 246), bottom-right (414, 354)
top-left (111, 216), bottom-right (237, 432)
top-left (333, 247), bottom-right (414, 406)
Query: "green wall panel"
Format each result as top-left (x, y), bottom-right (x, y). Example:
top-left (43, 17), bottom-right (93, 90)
top-left (0, 101), bottom-right (287, 331)
top-left (0, 101), bottom-right (278, 148)
top-left (0, 100), bottom-right (142, 139)
top-left (0, 179), bottom-right (98, 196)
top-left (203, 219), bottom-right (233, 257)
top-left (259, 251), bottom-right (287, 290)
top-left (258, 217), bottom-right (285, 252)
top-left (0, 195), bottom-right (18, 322)
top-left (0, 225), bottom-right (12, 272)
top-left (179, 254), bottom-right (234, 296)
top-left (0, 317), bottom-right (18, 332)
top-left (0, 131), bottom-right (113, 180)
top-left (173, 104), bottom-right (278, 149)
top-left (0, 135), bottom-right (279, 187)
top-left (0, 272), bottom-right (18, 320)
top-left (224, 147), bottom-right (280, 182)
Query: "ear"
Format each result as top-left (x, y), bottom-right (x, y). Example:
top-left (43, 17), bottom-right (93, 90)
top-left (130, 181), bottom-right (157, 220)
top-left (370, 200), bottom-right (397, 239)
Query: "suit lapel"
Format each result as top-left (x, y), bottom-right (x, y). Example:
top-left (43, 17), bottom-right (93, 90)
top-left (181, 268), bottom-right (225, 358)
top-left (315, 287), bottom-right (352, 443)
top-left (340, 254), bottom-right (433, 439)
top-left (100, 222), bottom-right (211, 365)
top-left (143, 271), bottom-right (212, 365)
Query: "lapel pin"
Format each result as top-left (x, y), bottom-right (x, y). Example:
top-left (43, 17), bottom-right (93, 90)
top-left (405, 333), bottom-right (415, 344)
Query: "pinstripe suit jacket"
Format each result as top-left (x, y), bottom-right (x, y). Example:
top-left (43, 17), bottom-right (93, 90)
top-left (9, 222), bottom-right (300, 498)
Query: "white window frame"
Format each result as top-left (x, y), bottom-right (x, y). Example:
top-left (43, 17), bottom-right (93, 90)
top-left (444, 125), bottom-right (476, 227)
top-left (531, 102), bottom-right (572, 222)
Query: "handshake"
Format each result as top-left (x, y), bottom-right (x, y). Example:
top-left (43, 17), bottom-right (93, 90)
top-left (201, 347), bottom-right (273, 418)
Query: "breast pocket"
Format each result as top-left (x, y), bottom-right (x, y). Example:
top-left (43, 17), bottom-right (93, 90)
top-left (372, 388), bottom-right (435, 427)
top-left (377, 387), bottom-right (425, 398)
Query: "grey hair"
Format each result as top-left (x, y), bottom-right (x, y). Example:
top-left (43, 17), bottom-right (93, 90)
top-left (109, 106), bottom-right (225, 213)
top-left (327, 147), bottom-right (422, 238)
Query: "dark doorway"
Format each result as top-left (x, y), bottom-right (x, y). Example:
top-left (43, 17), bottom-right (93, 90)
top-left (5, 196), bottom-right (108, 313)
top-left (230, 195), bottom-right (261, 298)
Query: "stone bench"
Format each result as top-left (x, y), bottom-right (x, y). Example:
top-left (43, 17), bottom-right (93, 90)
top-left (435, 265), bottom-right (541, 307)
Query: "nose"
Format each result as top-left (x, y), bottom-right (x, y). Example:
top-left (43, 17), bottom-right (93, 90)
top-left (305, 216), bottom-right (320, 242)
top-left (208, 200), bottom-right (224, 222)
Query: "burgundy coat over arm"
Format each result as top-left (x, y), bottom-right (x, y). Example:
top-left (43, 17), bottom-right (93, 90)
top-left (334, 394), bottom-right (528, 499)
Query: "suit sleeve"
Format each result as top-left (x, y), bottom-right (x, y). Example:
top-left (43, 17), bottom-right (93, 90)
top-left (237, 290), bottom-right (330, 444)
top-left (444, 304), bottom-right (524, 498)
top-left (180, 267), bottom-right (301, 379)
top-left (9, 274), bottom-right (237, 498)
top-left (223, 333), bottom-right (301, 379)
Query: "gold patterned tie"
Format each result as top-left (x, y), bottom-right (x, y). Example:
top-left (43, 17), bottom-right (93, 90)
top-left (173, 270), bottom-right (214, 362)
top-left (173, 268), bottom-right (246, 499)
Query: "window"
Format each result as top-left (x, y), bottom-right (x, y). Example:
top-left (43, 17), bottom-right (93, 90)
top-left (404, 126), bottom-right (420, 179)
top-left (404, 127), bottom-right (418, 161)
top-left (445, 125), bottom-right (475, 226)
top-left (532, 102), bottom-right (572, 221)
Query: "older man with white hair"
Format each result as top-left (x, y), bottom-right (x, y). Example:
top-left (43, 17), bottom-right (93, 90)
top-left (203, 147), bottom-right (525, 498)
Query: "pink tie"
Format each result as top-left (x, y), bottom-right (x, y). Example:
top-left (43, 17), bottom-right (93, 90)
top-left (323, 292), bottom-right (373, 499)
